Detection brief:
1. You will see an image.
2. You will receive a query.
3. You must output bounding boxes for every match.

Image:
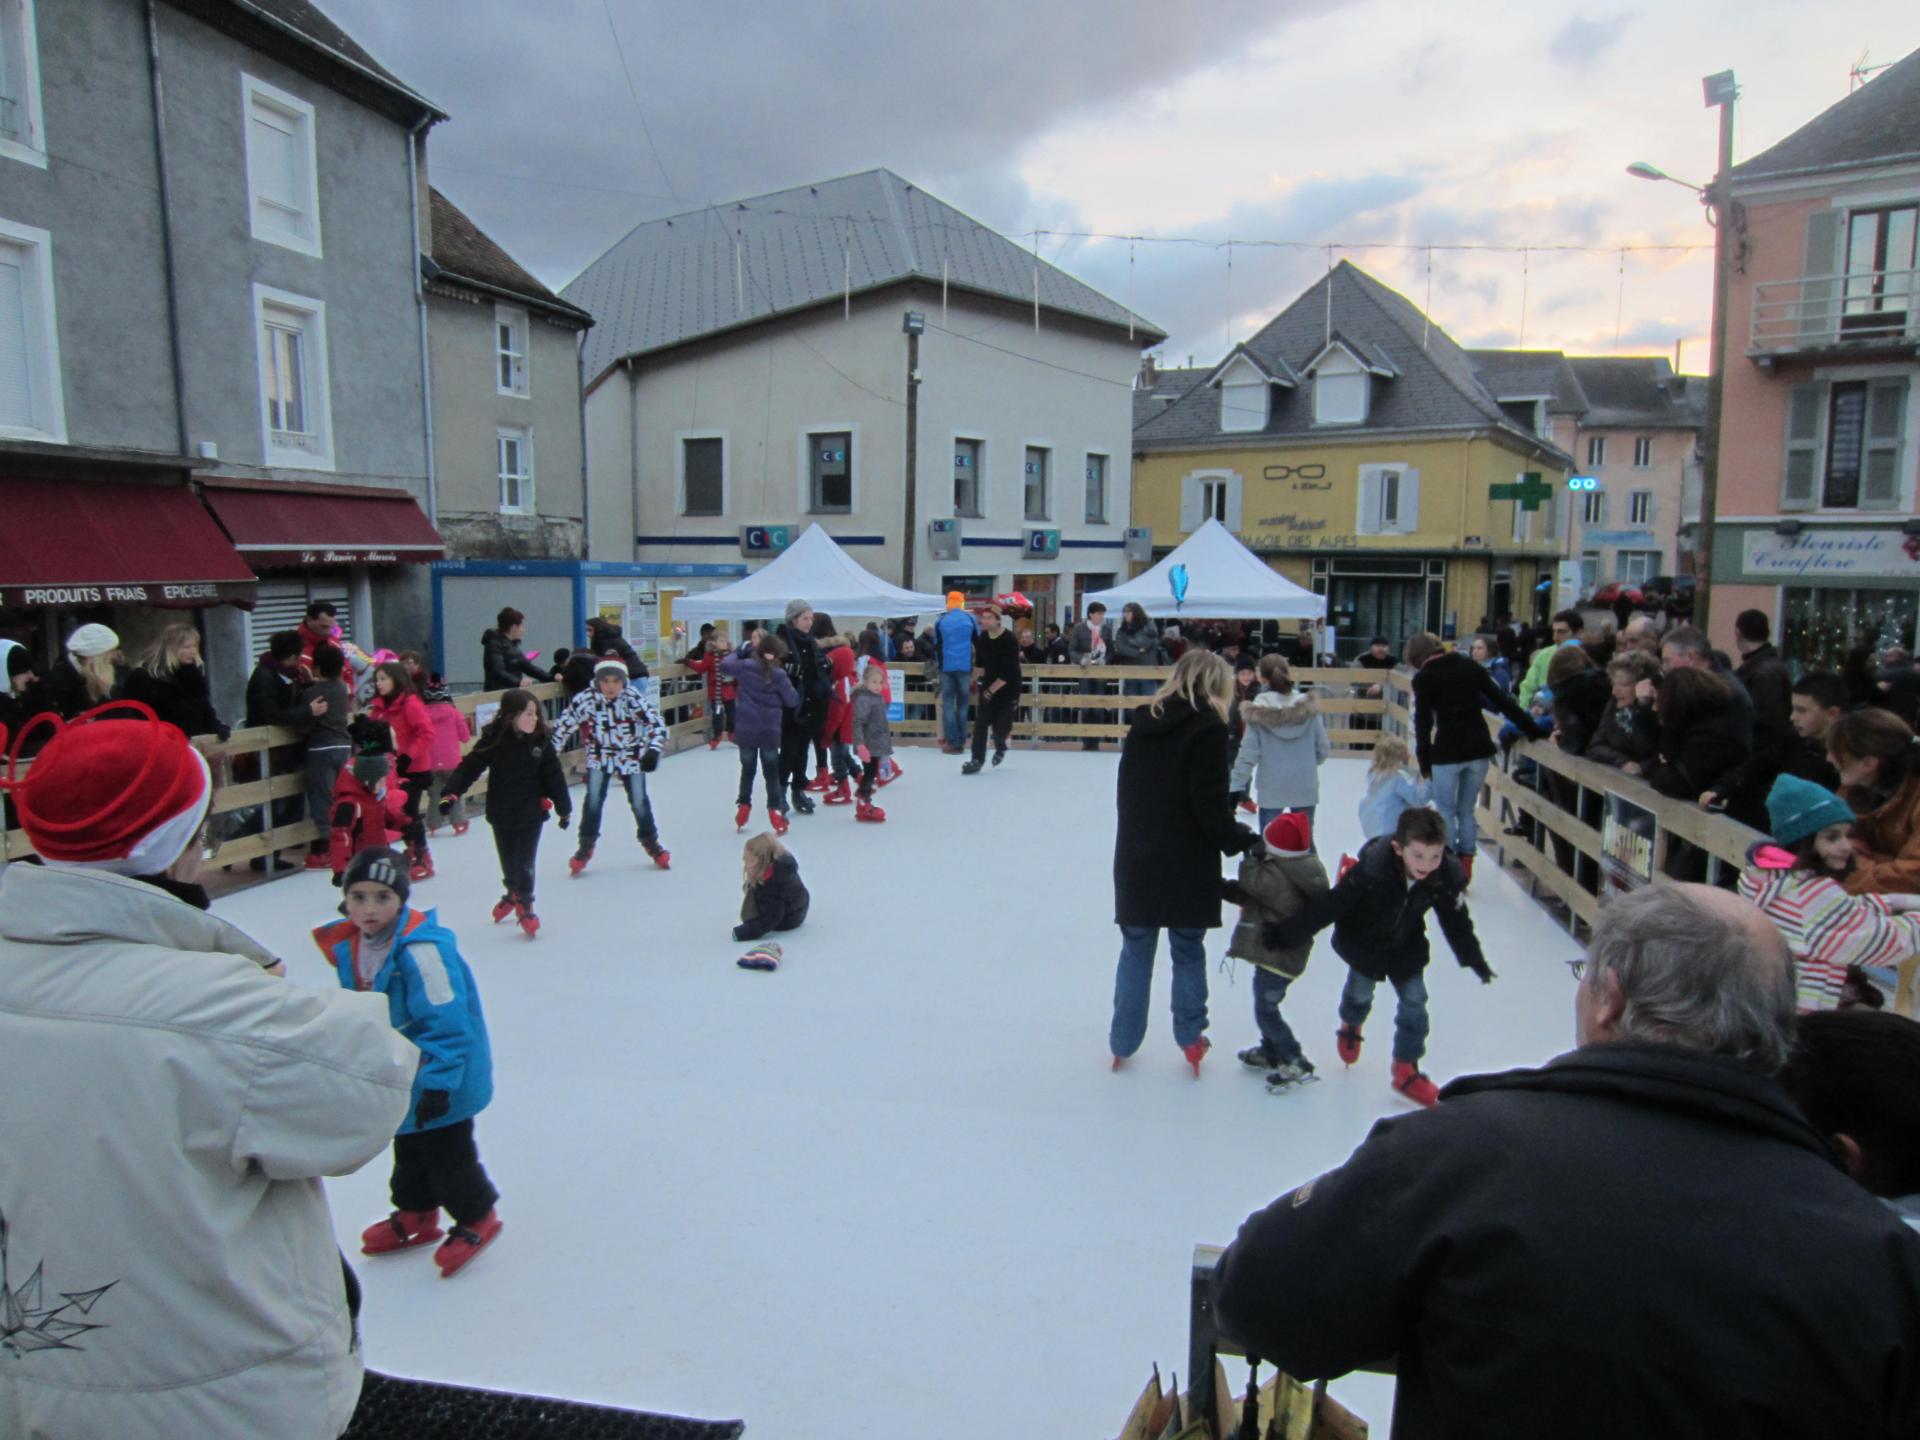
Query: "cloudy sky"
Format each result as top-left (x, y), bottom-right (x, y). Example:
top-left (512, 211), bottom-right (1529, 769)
top-left (328, 0), bottom-right (1917, 369)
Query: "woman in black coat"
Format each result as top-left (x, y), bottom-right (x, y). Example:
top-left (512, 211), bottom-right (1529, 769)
top-left (481, 607), bottom-right (554, 692)
top-left (1109, 650), bottom-right (1257, 1074)
top-left (121, 624), bottom-right (228, 741)
top-left (1648, 667), bottom-right (1749, 802)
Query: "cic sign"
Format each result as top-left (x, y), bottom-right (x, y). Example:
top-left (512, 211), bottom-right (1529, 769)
top-left (739, 525), bottom-right (793, 558)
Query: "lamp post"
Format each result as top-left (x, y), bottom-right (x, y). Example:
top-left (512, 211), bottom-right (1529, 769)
top-left (902, 310), bottom-right (925, 590)
top-left (1628, 67), bottom-right (1737, 636)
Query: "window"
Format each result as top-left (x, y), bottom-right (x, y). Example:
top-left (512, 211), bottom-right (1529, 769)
top-left (1618, 550), bottom-right (1659, 585)
top-left (1024, 445), bottom-right (1050, 521)
top-left (242, 76), bottom-right (321, 257)
top-left (496, 305), bottom-right (528, 396)
top-left (1628, 489), bottom-right (1653, 526)
top-left (1202, 478), bottom-right (1229, 522)
top-left (1632, 435), bottom-right (1652, 468)
top-left (1787, 378), bottom-right (1910, 511)
top-left (497, 428), bottom-right (533, 513)
top-left (1313, 372), bottom-right (1368, 424)
top-left (0, 0), bottom-right (48, 168)
top-left (808, 430), bottom-right (851, 512)
top-left (252, 284), bottom-right (332, 470)
top-left (1586, 435), bottom-right (1607, 467)
top-left (1180, 470), bottom-right (1242, 532)
top-left (1498, 398), bottom-right (1548, 438)
top-left (953, 437), bottom-right (982, 517)
top-left (1842, 205), bottom-right (1917, 335)
top-left (1084, 452), bottom-right (1109, 523)
top-left (0, 216), bottom-right (63, 441)
top-left (1357, 463), bottom-right (1420, 535)
top-left (1219, 362), bottom-right (1269, 432)
top-left (1580, 551), bottom-right (1600, 594)
top-left (1581, 488), bottom-right (1608, 526)
top-left (1511, 496), bottom-right (1533, 543)
top-left (681, 436), bottom-right (723, 516)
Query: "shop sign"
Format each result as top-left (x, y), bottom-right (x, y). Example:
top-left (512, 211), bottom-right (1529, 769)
top-left (0, 581), bottom-right (253, 608)
top-left (298, 549), bottom-right (399, 564)
top-left (1601, 790), bottom-right (1658, 894)
top-left (1742, 528), bottom-right (1920, 580)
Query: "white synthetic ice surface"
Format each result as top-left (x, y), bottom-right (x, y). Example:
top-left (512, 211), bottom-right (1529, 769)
top-left (213, 746), bottom-right (1580, 1438)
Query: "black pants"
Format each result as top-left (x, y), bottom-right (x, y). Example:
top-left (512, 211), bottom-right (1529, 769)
top-left (971, 686), bottom-right (1017, 762)
top-left (493, 823), bottom-right (541, 904)
top-left (779, 720), bottom-right (814, 792)
top-left (857, 753), bottom-right (887, 800)
top-left (390, 1118), bottom-right (497, 1225)
top-left (398, 772), bottom-right (430, 851)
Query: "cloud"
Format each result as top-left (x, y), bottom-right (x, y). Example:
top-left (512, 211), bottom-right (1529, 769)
top-left (1547, 12), bottom-right (1636, 70)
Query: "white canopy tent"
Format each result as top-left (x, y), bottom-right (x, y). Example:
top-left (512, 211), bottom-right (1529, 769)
top-left (673, 524), bottom-right (948, 623)
top-left (1084, 518), bottom-right (1326, 620)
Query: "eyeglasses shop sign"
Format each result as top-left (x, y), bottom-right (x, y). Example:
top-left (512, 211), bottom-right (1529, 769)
top-left (1742, 528), bottom-right (1920, 580)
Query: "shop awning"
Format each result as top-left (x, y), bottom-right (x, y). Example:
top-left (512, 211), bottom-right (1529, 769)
top-left (203, 484), bottom-right (444, 567)
top-left (0, 478), bottom-right (258, 609)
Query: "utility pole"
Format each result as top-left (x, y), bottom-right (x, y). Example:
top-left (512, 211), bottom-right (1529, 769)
top-left (902, 311), bottom-right (925, 589)
top-left (1696, 70), bottom-right (1738, 637)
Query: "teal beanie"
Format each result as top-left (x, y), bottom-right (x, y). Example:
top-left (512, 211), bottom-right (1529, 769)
top-left (1765, 773), bottom-right (1854, 848)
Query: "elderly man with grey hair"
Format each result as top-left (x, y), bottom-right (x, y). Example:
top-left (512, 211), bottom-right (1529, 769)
top-left (1211, 884), bottom-right (1920, 1439)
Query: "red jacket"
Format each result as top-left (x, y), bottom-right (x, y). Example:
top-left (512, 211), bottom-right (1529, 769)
top-left (821, 640), bottom-right (858, 744)
top-left (370, 692), bottom-right (433, 776)
top-left (327, 768), bottom-right (410, 874)
top-left (685, 645), bottom-right (737, 702)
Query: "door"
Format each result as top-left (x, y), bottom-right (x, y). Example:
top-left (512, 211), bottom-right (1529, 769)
top-left (1326, 577), bottom-right (1424, 657)
top-left (1012, 573), bottom-right (1059, 633)
top-left (1071, 572), bottom-right (1116, 624)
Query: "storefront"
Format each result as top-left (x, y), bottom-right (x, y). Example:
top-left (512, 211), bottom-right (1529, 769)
top-left (1713, 522), bottom-right (1920, 674)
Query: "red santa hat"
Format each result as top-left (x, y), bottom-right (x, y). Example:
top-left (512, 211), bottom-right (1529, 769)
top-left (1, 701), bottom-right (213, 876)
top-left (1262, 810), bottom-right (1313, 857)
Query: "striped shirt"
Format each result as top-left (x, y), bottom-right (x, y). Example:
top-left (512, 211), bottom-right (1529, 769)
top-left (1738, 866), bottom-right (1920, 1010)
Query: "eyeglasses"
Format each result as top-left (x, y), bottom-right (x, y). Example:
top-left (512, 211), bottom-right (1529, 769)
top-left (1566, 958), bottom-right (1588, 982)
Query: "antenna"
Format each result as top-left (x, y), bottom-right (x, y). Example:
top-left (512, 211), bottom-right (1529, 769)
top-left (1850, 51), bottom-right (1893, 91)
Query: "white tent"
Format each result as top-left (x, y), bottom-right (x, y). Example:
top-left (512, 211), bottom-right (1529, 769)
top-left (673, 524), bottom-right (947, 622)
top-left (1085, 518), bottom-right (1326, 620)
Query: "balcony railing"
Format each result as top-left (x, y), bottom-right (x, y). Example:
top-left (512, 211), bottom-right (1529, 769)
top-left (1751, 266), bottom-right (1920, 355)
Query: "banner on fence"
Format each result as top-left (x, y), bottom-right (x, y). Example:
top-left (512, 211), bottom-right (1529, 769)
top-left (1601, 789), bottom-right (1657, 893)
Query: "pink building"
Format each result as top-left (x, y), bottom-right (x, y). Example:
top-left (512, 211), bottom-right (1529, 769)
top-left (1712, 52), bottom-right (1920, 671)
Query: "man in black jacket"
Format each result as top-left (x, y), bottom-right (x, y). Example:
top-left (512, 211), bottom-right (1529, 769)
top-left (1215, 883), bottom-right (1920, 1440)
top-left (583, 617), bottom-right (647, 679)
top-left (481, 607), bottom-right (553, 692)
top-left (961, 604), bottom-right (1021, 774)
top-left (240, 631), bottom-right (327, 869)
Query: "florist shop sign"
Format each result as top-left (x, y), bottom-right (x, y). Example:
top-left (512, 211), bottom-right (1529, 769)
top-left (1742, 528), bottom-right (1920, 581)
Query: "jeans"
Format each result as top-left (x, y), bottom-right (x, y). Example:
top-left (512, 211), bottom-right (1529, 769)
top-left (1339, 969), bottom-right (1430, 1063)
top-left (736, 746), bottom-right (786, 810)
top-left (305, 746), bottom-right (350, 844)
top-left (1428, 757), bottom-right (1490, 855)
top-left (1257, 805), bottom-right (1315, 848)
top-left (939, 670), bottom-right (972, 748)
top-left (1109, 925), bottom-right (1209, 1056)
top-left (1252, 967), bottom-right (1303, 1061)
top-left (579, 766), bottom-right (657, 849)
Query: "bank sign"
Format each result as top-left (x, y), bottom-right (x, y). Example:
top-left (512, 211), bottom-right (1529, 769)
top-left (1742, 528), bottom-right (1920, 580)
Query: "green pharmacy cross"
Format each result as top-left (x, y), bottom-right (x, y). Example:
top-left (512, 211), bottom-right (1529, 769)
top-left (1489, 471), bottom-right (1553, 511)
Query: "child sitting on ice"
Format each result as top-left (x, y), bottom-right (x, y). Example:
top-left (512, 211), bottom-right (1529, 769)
top-left (849, 663), bottom-right (894, 823)
top-left (1267, 806), bottom-right (1491, 1108)
top-left (313, 847), bottom-right (501, 1277)
top-left (1739, 774), bottom-right (1920, 1011)
top-left (1223, 810), bottom-right (1331, 1092)
top-left (327, 719), bottom-right (411, 883)
top-left (734, 832), bottom-right (810, 944)
top-left (1358, 735), bottom-right (1431, 840)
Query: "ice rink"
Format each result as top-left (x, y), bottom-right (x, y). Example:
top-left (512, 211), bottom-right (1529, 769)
top-left (213, 744), bottom-right (1582, 1437)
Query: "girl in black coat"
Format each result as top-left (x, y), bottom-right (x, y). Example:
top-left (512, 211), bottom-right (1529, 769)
top-left (121, 625), bottom-right (228, 741)
top-left (1109, 651), bottom-right (1258, 1074)
top-left (440, 689), bottom-right (572, 935)
top-left (735, 832), bottom-right (809, 941)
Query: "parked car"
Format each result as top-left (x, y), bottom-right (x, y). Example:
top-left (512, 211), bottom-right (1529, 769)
top-left (1589, 582), bottom-right (1645, 607)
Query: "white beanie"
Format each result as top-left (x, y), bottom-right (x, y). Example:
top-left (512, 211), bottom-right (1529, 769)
top-left (66, 623), bottom-right (120, 658)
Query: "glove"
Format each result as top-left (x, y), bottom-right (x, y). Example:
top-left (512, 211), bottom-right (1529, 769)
top-left (557, 814), bottom-right (571, 830)
top-left (393, 753), bottom-right (412, 778)
top-left (414, 1089), bottom-right (450, 1128)
top-left (1221, 878), bottom-right (1248, 906)
top-left (1224, 825), bottom-right (1259, 856)
top-left (1468, 959), bottom-right (1497, 985)
top-left (437, 792), bottom-right (461, 816)
top-left (640, 750), bottom-right (660, 773)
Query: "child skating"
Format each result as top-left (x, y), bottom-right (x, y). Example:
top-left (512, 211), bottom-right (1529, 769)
top-left (849, 663), bottom-right (894, 823)
top-left (1223, 811), bottom-right (1331, 1092)
top-left (438, 688), bottom-right (573, 937)
top-left (721, 631), bottom-right (799, 835)
top-left (313, 848), bottom-right (501, 1277)
top-left (735, 832), bottom-right (810, 955)
top-left (1267, 807), bottom-right (1492, 1107)
top-left (550, 658), bottom-right (670, 874)
top-left (1358, 735), bottom-right (1432, 840)
top-left (326, 719), bottom-right (412, 882)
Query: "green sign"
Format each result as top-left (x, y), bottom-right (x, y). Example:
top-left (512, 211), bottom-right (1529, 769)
top-left (1488, 471), bottom-right (1553, 511)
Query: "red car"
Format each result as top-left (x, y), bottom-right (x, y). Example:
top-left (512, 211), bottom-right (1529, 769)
top-left (1589, 582), bottom-right (1644, 607)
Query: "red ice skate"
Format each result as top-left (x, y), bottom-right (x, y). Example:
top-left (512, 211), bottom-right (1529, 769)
top-left (434, 1210), bottom-right (502, 1278)
top-left (647, 845), bottom-right (671, 870)
top-left (1110, 1053), bottom-right (1127, 1072)
top-left (361, 1208), bottom-right (443, 1256)
top-left (406, 843), bottom-right (434, 882)
top-left (821, 778), bottom-right (853, 805)
top-left (568, 847), bottom-right (593, 876)
top-left (304, 853), bottom-right (330, 870)
top-left (1458, 852), bottom-right (1475, 888)
top-left (516, 902), bottom-right (540, 938)
top-left (855, 800), bottom-right (887, 823)
top-left (806, 773), bottom-right (832, 793)
top-left (1391, 1060), bottom-right (1440, 1108)
top-left (1181, 1036), bottom-right (1212, 1077)
top-left (1336, 1024), bottom-right (1364, 1066)
top-left (451, 820), bottom-right (471, 837)
top-left (769, 810), bottom-right (790, 836)
top-left (735, 803), bottom-right (752, 832)
top-left (877, 760), bottom-right (902, 787)
top-left (491, 896), bottom-right (517, 924)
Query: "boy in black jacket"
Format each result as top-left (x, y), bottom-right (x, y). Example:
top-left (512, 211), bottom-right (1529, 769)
top-left (1267, 807), bottom-right (1491, 1107)
top-left (439, 689), bottom-right (572, 937)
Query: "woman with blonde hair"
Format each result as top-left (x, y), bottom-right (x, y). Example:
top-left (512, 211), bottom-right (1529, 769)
top-left (122, 623), bottom-right (228, 741)
top-left (47, 622), bottom-right (124, 719)
top-left (1109, 649), bottom-right (1259, 1075)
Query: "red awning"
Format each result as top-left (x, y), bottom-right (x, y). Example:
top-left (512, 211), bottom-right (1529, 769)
top-left (0, 478), bottom-right (258, 610)
top-left (203, 485), bottom-right (444, 568)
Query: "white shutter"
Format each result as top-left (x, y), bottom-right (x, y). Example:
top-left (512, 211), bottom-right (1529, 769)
top-left (249, 106), bottom-right (300, 213)
top-left (1179, 474), bottom-right (1202, 532)
top-left (1781, 383), bottom-right (1823, 510)
top-left (1356, 469), bottom-right (1382, 534)
top-left (243, 581), bottom-right (352, 660)
top-left (0, 244), bottom-right (31, 428)
top-left (1224, 472), bottom-right (1244, 532)
top-left (1800, 210), bottom-right (1845, 344)
top-left (1395, 468), bottom-right (1420, 533)
top-left (1863, 378), bottom-right (1908, 509)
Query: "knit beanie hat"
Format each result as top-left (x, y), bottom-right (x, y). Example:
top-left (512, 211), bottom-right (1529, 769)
top-left (341, 846), bottom-right (411, 902)
top-left (594, 658), bottom-right (629, 680)
top-left (1766, 774), bottom-right (1854, 847)
top-left (1, 639), bottom-right (32, 681)
top-left (784, 598), bottom-right (812, 624)
top-left (1, 701), bottom-right (212, 876)
top-left (66, 623), bottom-right (119, 658)
top-left (1263, 810), bottom-right (1313, 856)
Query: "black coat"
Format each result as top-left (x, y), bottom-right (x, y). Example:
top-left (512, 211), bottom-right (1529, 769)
top-left (1113, 695), bottom-right (1251, 930)
top-left (1411, 651), bottom-right (1541, 772)
top-left (586, 626), bottom-right (647, 679)
top-left (244, 658), bottom-right (308, 730)
top-left (1213, 1044), bottom-right (1920, 1440)
top-left (0, 680), bottom-right (58, 754)
top-left (1584, 701), bottom-right (1659, 769)
top-left (737, 853), bottom-right (810, 940)
top-left (444, 729), bottom-right (571, 829)
top-left (1649, 704), bottom-right (1750, 802)
top-left (1276, 833), bottom-right (1483, 983)
top-left (1548, 667), bottom-right (1611, 757)
top-left (1736, 643), bottom-right (1795, 760)
top-left (46, 659), bottom-right (118, 719)
top-left (121, 664), bottom-right (228, 741)
top-left (777, 623), bottom-right (828, 730)
top-left (481, 629), bottom-right (551, 692)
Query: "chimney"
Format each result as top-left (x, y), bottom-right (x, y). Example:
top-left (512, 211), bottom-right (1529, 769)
top-left (1138, 354), bottom-right (1158, 389)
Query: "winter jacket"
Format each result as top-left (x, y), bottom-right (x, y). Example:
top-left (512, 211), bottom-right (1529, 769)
top-left (585, 625), bottom-right (647, 678)
top-left (1740, 848), bottom-right (1920, 1009)
top-left (1412, 650), bottom-right (1542, 773)
top-left (551, 684), bottom-right (668, 775)
top-left (0, 639), bottom-right (57, 752)
top-left (370, 691), bottom-right (433, 777)
top-left (973, 627), bottom-right (1023, 692)
top-left (46, 656), bottom-right (118, 717)
top-left (244, 656), bottom-right (307, 729)
top-left (737, 853), bottom-right (811, 940)
top-left (935, 608), bottom-right (979, 674)
top-left (1113, 694), bottom-right (1253, 931)
top-left (1111, 617), bottom-right (1165, 667)
top-left (0, 864), bottom-right (415, 1440)
top-left (328, 767), bottom-right (412, 875)
top-left (1224, 847), bottom-right (1330, 977)
top-left (1068, 619), bottom-right (1113, 664)
top-left (720, 645), bottom-right (798, 750)
top-left (1359, 769), bottom-right (1432, 840)
top-left (301, 678), bottom-right (352, 752)
top-left (684, 643), bottom-right (737, 703)
top-left (1229, 689), bottom-right (1330, 809)
top-left (1736, 642), bottom-right (1796, 763)
top-left (851, 686), bottom-right (894, 762)
top-left (1212, 1043), bottom-right (1920, 1440)
top-left (121, 662), bottom-right (228, 741)
top-left (1647, 704), bottom-right (1750, 803)
top-left (1548, 667), bottom-right (1612, 757)
top-left (1716, 727), bottom-right (1844, 814)
top-left (425, 699), bottom-right (471, 771)
top-left (445, 728), bottom-right (571, 829)
top-left (481, 628), bottom-right (550, 692)
top-left (777, 622), bottom-right (829, 728)
top-left (313, 907), bottom-right (492, 1135)
top-left (822, 635), bottom-right (858, 744)
top-left (1584, 700), bottom-right (1659, 769)
top-left (1479, 654), bottom-right (1512, 695)
top-left (1846, 780), bottom-right (1920, 899)
top-left (1516, 637), bottom-right (1576, 707)
top-left (1274, 833), bottom-right (1485, 983)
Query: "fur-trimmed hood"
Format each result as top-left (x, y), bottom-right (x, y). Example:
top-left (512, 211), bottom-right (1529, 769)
top-left (1244, 687), bottom-right (1317, 734)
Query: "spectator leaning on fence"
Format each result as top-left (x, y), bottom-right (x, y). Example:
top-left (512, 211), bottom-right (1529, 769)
top-left (1516, 609), bottom-right (1583, 708)
top-left (1829, 708), bottom-right (1920, 898)
top-left (1210, 882), bottom-right (1920, 1439)
top-left (1584, 651), bottom-right (1661, 775)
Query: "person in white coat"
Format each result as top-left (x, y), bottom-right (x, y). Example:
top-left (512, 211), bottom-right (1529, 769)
top-left (1228, 654), bottom-right (1331, 838)
top-left (0, 699), bottom-right (417, 1440)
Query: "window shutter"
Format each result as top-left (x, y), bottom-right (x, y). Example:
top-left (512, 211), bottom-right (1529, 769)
top-left (1395, 469), bottom-right (1421, 533)
top-left (1224, 473), bottom-right (1244, 531)
top-left (1799, 210), bottom-right (1845, 344)
top-left (1862, 378), bottom-right (1908, 509)
top-left (1179, 474), bottom-right (1201, 532)
top-left (1781, 383), bottom-right (1823, 509)
top-left (1356, 470), bottom-right (1381, 534)
top-left (0, 247), bottom-right (31, 428)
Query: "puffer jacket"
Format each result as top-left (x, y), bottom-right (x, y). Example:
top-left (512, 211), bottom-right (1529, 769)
top-left (851, 686), bottom-right (894, 762)
top-left (737, 853), bottom-right (811, 940)
top-left (369, 691), bottom-right (433, 777)
top-left (1229, 689), bottom-right (1330, 809)
top-left (1274, 833), bottom-right (1486, 983)
top-left (1224, 845), bottom-right (1331, 977)
top-left (0, 864), bottom-right (415, 1440)
top-left (481, 628), bottom-right (550, 692)
top-left (821, 634), bottom-right (858, 744)
top-left (425, 700), bottom-right (470, 771)
top-left (1111, 618), bottom-right (1166, 666)
top-left (720, 645), bottom-right (798, 750)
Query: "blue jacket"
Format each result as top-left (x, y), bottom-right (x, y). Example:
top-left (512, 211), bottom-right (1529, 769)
top-left (1359, 769), bottom-right (1432, 840)
top-left (313, 908), bottom-right (492, 1134)
top-left (935, 609), bottom-right (978, 673)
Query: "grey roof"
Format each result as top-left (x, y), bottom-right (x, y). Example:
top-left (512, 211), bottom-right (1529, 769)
top-left (562, 168), bottom-right (1165, 383)
top-left (1732, 47), bottom-right (1920, 183)
top-left (1563, 357), bottom-right (1707, 429)
top-left (175, 0), bottom-right (445, 121)
top-left (1468, 349), bottom-right (1587, 414)
top-left (427, 188), bottom-right (592, 324)
top-left (1132, 365), bottom-right (1208, 429)
top-left (1133, 260), bottom-right (1568, 460)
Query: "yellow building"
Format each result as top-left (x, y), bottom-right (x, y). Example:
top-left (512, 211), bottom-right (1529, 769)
top-left (1132, 262), bottom-right (1572, 653)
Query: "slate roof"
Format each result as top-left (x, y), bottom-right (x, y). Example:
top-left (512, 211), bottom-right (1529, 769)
top-left (183, 0), bottom-right (444, 120)
top-left (1132, 260), bottom-right (1568, 461)
top-left (1563, 357), bottom-right (1707, 429)
top-left (1468, 349), bottom-right (1587, 414)
top-left (562, 168), bottom-right (1165, 384)
top-left (1132, 365), bottom-right (1208, 429)
top-left (1731, 47), bottom-right (1920, 183)
top-left (427, 189), bottom-right (592, 325)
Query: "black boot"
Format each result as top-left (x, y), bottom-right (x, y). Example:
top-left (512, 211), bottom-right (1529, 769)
top-left (960, 759), bottom-right (983, 775)
top-left (791, 784), bottom-right (816, 815)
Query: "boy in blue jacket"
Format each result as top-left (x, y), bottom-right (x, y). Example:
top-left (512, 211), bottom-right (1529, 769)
top-left (314, 847), bottom-right (501, 1277)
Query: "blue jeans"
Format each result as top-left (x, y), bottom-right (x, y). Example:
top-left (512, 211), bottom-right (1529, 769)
top-left (1428, 757), bottom-right (1490, 855)
top-left (1110, 925), bottom-right (1209, 1056)
top-left (1252, 967), bottom-right (1303, 1061)
top-left (1257, 805), bottom-right (1316, 849)
top-left (939, 670), bottom-right (972, 748)
top-left (1339, 969), bottom-right (1430, 1063)
top-left (579, 766), bottom-right (657, 849)
top-left (735, 746), bottom-right (785, 811)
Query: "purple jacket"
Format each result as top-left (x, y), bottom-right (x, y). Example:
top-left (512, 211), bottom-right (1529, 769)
top-left (720, 645), bottom-right (798, 749)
